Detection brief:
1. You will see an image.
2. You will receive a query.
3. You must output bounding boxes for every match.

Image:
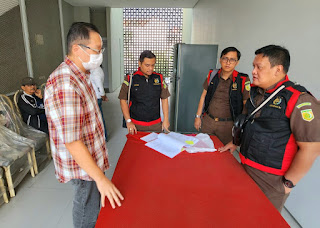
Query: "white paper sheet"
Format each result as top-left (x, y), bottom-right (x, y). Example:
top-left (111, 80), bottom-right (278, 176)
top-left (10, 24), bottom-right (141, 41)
top-left (140, 132), bottom-right (158, 142)
top-left (145, 133), bottom-right (189, 158)
top-left (185, 133), bottom-right (216, 153)
top-left (166, 132), bottom-right (199, 147)
top-left (142, 132), bottom-right (212, 158)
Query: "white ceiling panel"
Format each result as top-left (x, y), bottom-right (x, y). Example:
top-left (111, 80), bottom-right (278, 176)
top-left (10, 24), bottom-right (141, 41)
top-left (64, 0), bottom-right (199, 8)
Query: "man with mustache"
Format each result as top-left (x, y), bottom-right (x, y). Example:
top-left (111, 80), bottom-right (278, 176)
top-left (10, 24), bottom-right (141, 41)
top-left (18, 77), bottom-right (48, 133)
top-left (220, 45), bottom-right (320, 212)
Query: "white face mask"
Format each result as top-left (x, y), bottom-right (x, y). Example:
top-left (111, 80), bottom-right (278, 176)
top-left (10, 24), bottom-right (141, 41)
top-left (78, 46), bottom-right (103, 70)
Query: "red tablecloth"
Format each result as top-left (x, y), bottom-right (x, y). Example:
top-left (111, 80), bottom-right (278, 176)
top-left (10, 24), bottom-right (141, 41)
top-left (96, 132), bottom-right (289, 227)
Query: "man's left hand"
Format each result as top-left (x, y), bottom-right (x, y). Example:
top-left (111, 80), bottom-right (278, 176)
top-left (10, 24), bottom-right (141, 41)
top-left (218, 141), bottom-right (237, 154)
top-left (162, 120), bottom-right (170, 133)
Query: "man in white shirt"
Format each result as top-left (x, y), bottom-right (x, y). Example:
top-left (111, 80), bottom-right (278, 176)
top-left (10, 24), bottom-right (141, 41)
top-left (90, 65), bottom-right (108, 141)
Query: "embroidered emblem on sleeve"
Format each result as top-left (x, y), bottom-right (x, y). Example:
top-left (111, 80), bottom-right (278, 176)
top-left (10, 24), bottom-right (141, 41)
top-left (123, 80), bottom-right (129, 86)
top-left (301, 109), bottom-right (314, 122)
top-left (162, 81), bottom-right (167, 89)
top-left (245, 81), bottom-right (251, 91)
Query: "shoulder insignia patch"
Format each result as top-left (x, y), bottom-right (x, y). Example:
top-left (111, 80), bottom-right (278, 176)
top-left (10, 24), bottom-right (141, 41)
top-left (123, 80), bottom-right (129, 86)
top-left (296, 102), bottom-right (311, 109)
top-left (301, 109), bottom-right (314, 122)
top-left (163, 82), bottom-right (167, 89)
top-left (245, 81), bottom-right (251, 91)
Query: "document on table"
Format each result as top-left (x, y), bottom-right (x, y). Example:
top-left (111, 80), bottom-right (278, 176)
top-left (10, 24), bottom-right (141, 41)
top-left (140, 132), bottom-right (158, 142)
top-left (167, 132), bottom-right (199, 147)
top-left (141, 132), bottom-right (216, 158)
top-left (144, 132), bottom-right (199, 158)
top-left (185, 133), bottom-right (216, 153)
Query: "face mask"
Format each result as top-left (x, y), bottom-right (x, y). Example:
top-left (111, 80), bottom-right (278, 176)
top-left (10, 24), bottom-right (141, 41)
top-left (78, 46), bottom-right (103, 70)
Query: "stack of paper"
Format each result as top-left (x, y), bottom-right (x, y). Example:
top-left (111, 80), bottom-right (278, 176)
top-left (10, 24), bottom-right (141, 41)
top-left (141, 132), bottom-right (215, 158)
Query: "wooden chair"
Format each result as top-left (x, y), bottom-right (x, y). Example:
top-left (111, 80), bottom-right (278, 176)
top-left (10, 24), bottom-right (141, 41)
top-left (0, 168), bottom-right (9, 203)
top-left (5, 93), bottom-right (51, 174)
top-left (13, 89), bottom-right (23, 118)
top-left (0, 100), bottom-right (35, 198)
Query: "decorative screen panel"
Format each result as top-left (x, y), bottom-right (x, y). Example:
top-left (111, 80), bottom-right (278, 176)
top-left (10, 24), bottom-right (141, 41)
top-left (123, 8), bottom-right (183, 77)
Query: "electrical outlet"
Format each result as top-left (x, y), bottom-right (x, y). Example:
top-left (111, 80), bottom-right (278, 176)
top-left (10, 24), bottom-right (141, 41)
top-left (35, 34), bottom-right (44, 45)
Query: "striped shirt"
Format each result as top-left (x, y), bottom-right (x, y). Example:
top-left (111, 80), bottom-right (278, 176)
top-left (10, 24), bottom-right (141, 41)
top-left (44, 57), bottom-right (109, 183)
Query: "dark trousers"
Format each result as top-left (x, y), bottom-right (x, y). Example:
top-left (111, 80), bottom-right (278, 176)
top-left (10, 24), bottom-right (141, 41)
top-left (201, 115), bottom-right (233, 145)
top-left (71, 179), bottom-right (101, 228)
top-left (135, 122), bottom-right (163, 132)
top-left (243, 164), bottom-right (290, 212)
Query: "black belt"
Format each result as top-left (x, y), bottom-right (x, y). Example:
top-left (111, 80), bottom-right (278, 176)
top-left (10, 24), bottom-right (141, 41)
top-left (206, 112), bottom-right (233, 122)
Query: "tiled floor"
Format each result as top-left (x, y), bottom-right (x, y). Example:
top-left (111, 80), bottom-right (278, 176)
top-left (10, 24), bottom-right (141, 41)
top-left (0, 87), bottom-right (301, 227)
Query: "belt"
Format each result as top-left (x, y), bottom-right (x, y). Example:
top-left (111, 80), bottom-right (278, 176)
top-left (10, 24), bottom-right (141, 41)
top-left (206, 112), bottom-right (233, 122)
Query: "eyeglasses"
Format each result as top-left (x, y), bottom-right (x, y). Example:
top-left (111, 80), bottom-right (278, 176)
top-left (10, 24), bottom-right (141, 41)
top-left (221, 57), bottom-right (238, 64)
top-left (78, 44), bottom-right (105, 54)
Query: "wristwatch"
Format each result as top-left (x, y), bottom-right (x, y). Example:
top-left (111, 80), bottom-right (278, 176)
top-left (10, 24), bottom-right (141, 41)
top-left (282, 176), bottom-right (295, 188)
top-left (195, 114), bottom-right (201, 118)
top-left (126, 118), bottom-right (132, 123)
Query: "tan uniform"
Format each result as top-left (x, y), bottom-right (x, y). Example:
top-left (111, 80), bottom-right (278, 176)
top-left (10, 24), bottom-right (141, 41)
top-left (201, 73), bottom-right (250, 144)
top-left (243, 85), bottom-right (320, 211)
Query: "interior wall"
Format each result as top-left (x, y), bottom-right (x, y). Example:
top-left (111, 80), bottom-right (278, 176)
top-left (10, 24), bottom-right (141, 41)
top-left (106, 8), bottom-right (124, 92)
top-left (62, 0), bottom-right (74, 54)
top-left (192, 0), bottom-right (320, 99)
top-left (182, 8), bottom-right (193, 44)
top-left (192, 0), bottom-right (320, 227)
top-left (90, 8), bottom-right (107, 38)
top-left (0, 0), bottom-right (18, 16)
top-left (74, 6), bottom-right (90, 23)
top-left (0, 4), bottom-right (28, 94)
top-left (25, 0), bottom-right (63, 85)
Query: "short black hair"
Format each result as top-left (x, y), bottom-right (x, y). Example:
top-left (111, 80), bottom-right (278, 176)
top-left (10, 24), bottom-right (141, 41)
top-left (67, 22), bottom-right (100, 54)
top-left (255, 45), bottom-right (290, 74)
top-left (139, 50), bottom-right (156, 63)
top-left (220, 47), bottom-right (241, 60)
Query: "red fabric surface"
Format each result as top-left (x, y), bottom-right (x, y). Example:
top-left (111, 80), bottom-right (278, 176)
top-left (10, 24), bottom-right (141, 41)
top-left (96, 132), bottom-right (289, 228)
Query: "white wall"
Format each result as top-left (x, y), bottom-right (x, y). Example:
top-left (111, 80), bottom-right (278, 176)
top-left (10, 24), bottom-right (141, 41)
top-left (192, 0), bottom-right (320, 98)
top-left (192, 1), bottom-right (320, 227)
top-left (182, 8), bottom-right (193, 44)
top-left (106, 8), bottom-right (124, 92)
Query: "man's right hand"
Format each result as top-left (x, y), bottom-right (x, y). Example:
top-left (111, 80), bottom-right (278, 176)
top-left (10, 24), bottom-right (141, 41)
top-left (126, 122), bottom-right (137, 134)
top-left (96, 176), bottom-right (124, 209)
top-left (101, 95), bottom-right (109, 102)
top-left (194, 117), bottom-right (201, 131)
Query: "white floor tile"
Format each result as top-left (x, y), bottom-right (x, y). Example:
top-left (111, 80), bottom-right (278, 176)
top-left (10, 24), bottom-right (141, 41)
top-left (0, 188), bottom-right (73, 228)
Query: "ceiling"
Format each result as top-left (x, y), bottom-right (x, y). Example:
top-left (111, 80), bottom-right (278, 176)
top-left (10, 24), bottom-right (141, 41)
top-left (64, 0), bottom-right (199, 8)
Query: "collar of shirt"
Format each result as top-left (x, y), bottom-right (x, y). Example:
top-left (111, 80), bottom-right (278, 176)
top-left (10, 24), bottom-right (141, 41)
top-left (217, 68), bottom-right (237, 81)
top-left (256, 75), bottom-right (289, 96)
top-left (136, 67), bottom-right (155, 79)
top-left (64, 56), bottom-right (90, 81)
top-left (23, 91), bottom-right (35, 98)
